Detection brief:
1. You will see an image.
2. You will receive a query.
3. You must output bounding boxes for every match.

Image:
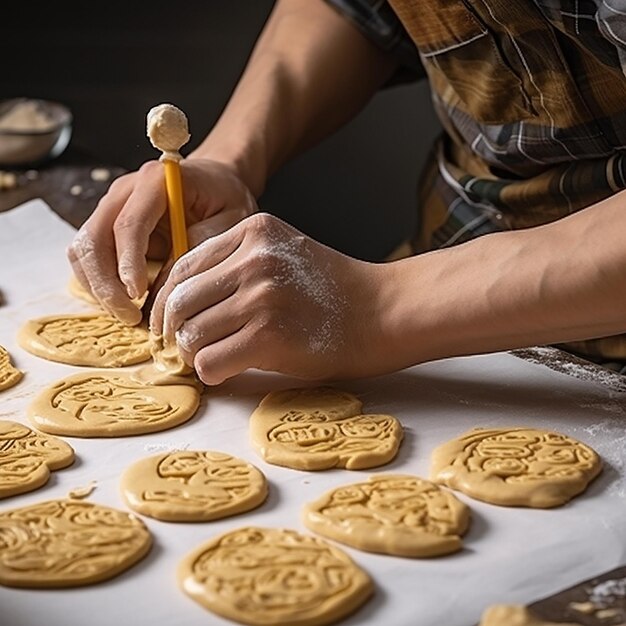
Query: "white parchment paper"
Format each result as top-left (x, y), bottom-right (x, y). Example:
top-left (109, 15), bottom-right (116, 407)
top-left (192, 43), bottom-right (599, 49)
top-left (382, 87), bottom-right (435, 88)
top-left (0, 199), bottom-right (625, 626)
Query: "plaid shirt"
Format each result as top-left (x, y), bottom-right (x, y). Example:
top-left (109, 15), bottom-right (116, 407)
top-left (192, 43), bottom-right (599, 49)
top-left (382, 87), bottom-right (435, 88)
top-left (326, 0), bottom-right (626, 364)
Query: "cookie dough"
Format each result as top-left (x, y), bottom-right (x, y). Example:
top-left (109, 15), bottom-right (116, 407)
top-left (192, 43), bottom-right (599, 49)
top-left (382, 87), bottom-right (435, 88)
top-left (28, 371), bottom-right (200, 437)
top-left (0, 420), bottom-right (74, 498)
top-left (131, 332), bottom-right (198, 387)
top-left (147, 103), bottom-right (190, 161)
top-left (121, 451), bottom-right (267, 522)
top-left (18, 313), bottom-right (151, 367)
top-left (431, 428), bottom-right (602, 508)
top-left (178, 526), bottom-right (373, 626)
top-left (303, 474), bottom-right (470, 557)
top-left (0, 344), bottom-right (23, 391)
top-left (250, 387), bottom-right (403, 470)
top-left (479, 605), bottom-right (582, 626)
top-left (0, 499), bottom-right (151, 588)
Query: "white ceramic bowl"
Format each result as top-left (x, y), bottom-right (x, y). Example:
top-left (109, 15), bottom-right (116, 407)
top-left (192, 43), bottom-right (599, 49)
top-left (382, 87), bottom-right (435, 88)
top-left (0, 98), bottom-right (72, 167)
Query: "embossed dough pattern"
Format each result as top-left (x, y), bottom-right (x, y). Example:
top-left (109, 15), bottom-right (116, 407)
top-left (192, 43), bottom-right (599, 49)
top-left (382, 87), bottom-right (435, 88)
top-left (250, 387), bottom-right (403, 470)
top-left (178, 527), bottom-right (373, 626)
top-left (303, 474), bottom-right (470, 557)
top-left (0, 499), bottom-right (152, 588)
top-left (28, 372), bottom-right (200, 437)
top-left (121, 451), bottom-right (268, 521)
top-left (0, 345), bottom-right (23, 391)
top-left (18, 313), bottom-right (151, 367)
top-left (0, 420), bottom-right (74, 498)
top-left (430, 428), bottom-right (602, 508)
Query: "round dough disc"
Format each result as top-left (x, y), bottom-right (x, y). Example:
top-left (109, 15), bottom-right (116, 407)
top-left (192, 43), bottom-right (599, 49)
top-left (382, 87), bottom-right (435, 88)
top-left (0, 420), bottom-right (74, 498)
top-left (18, 313), bottom-right (151, 367)
top-left (250, 387), bottom-right (403, 470)
top-left (178, 526), bottom-right (373, 626)
top-left (0, 499), bottom-right (151, 588)
top-left (0, 344), bottom-right (23, 391)
top-left (121, 450), bottom-right (268, 522)
top-left (303, 474), bottom-right (470, 557)
top-left (430, 427), bottom-right (602, 508)
top-left (28, 371), bottom-right (200, 437)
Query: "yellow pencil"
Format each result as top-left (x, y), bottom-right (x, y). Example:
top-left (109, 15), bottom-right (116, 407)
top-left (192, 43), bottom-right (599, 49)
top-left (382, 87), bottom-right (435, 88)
top-left (163, 158), bottom-right (188, 260)
top-left (146, 103), bottom-right (191, 261)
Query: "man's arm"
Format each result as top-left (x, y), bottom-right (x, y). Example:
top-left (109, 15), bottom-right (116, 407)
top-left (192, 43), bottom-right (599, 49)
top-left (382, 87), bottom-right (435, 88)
top-left (375, 190), bottom-right (626, 373)
top-left (189, 0), bottom-right (399, 197)
top-left (68, 0), bottom-right (397, 324)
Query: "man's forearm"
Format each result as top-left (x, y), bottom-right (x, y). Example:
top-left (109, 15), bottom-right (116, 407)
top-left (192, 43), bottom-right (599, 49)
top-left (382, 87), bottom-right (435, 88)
top-left (374, 191), bottom-right (626, 370)
top-left (189, 0), bottom-right (397, 197)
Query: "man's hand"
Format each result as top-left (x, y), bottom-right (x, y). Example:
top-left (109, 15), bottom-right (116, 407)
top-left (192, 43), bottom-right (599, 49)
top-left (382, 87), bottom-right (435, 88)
top-left (150, 212), bottom-right (389, 385)
top-left (66, 0), bottom-right (396, 327)
top-left (67, 159), bottom-right (257, 325)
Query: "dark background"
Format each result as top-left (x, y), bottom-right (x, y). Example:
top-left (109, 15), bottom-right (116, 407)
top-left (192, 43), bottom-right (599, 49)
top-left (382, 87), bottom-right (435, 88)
top-left (1, 1), bottom-right (441, 260)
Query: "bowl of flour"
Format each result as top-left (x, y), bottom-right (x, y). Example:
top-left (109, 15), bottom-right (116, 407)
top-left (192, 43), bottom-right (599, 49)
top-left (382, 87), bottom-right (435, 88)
top-left (0, 98), bottom-right (72, 167)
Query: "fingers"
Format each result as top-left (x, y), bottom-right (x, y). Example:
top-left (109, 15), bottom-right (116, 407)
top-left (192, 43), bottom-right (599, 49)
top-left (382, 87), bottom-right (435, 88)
top-left (193, 325), bottom-right (260, 386)
top-left (150, 219), bottom-right (247, 333)
top-left (175, 294), bottom-right (248, 366)
top-left (142, 257), bottom-right (173, 324)
top-left (66, 245), bottom-right (92, 295)
top-left (68, 175), bottom-right (143, 324)
top-left (72, 230), bottom-right (143, 325)
top-left (161, 270), bottom-right (239, 342)
top-left (142, 208), bottom-right (246, 326)
top-left (187, 206), bottom-right (252, 247)
top-left (67, 175), bottom-right (132, 294)
top-left (114, 162), bottom-right (167, 299)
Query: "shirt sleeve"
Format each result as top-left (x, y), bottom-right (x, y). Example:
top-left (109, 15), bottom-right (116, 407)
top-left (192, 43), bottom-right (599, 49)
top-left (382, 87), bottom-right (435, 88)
top-left (324, 0), bottom-right (425, 84)
top-left (595, 0), bottom-right (626, 78)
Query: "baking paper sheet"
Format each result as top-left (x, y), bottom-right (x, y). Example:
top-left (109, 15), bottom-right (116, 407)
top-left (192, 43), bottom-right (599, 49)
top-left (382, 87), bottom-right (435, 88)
top-left (1, 199), bottom-right (625, 626)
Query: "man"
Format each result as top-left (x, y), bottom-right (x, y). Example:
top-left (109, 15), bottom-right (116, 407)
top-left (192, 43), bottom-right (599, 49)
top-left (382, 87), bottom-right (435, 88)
top-left (68, 0), bottom-right (626, 385)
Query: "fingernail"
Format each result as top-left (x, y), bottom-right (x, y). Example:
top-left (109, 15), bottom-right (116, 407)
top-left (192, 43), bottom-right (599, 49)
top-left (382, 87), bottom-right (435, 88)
top-left (121, 308), bottom-right (142, 327)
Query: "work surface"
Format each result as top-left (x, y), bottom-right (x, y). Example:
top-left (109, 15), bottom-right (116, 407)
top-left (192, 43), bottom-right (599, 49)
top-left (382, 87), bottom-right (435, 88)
top-left (1, 200), bottom-right (625, 626)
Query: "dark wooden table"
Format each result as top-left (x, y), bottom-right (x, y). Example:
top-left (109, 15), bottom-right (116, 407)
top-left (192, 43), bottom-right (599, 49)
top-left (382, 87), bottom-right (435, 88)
top-left (0, 146), bottom-right (125, 229)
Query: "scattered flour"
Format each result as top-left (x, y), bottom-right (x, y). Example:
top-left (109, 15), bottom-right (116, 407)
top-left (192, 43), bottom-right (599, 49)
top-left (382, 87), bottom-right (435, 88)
top-left (574, 419), bottom-right (626, 498)
top-left (512, 346), bottom-right (626, 392)
top-left (144, 442), bottom-right (190, 453)
top-left (588, 577), bottom-right (626, 609)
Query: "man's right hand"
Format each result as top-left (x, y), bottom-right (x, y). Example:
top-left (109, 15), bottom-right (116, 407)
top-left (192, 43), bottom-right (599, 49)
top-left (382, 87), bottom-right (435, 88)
top-left (67, 158), bottom-right (257, 325)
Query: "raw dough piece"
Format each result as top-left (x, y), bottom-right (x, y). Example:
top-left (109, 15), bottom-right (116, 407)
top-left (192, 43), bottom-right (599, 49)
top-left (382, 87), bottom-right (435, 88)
top-left (250, 387), bottom-right (403, 470)
top-left (303, 474), bottom-right (470, 557)
top-left (479, 605), bottom-right (582, 626)
top-left (121, 451), bottom-right (267, 522)
top-left (0, 420), bottom-right (74, 498)
top-left (28, 371), bottom-right (200, 437)
top-left (178, 526), bottom-right (373, 626)
top-left (431, 428), bottom-right (602, 508)
top-left (131, 332), bottom-right (198, 387)
top-left (67, 259), bottom-right (162, 307)
top-left (0, 499), bottom-right (151, 588)
top-left (18, 313), bottom-right (151, 367)
top-left (0, 344), bottom-right (23, 391)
